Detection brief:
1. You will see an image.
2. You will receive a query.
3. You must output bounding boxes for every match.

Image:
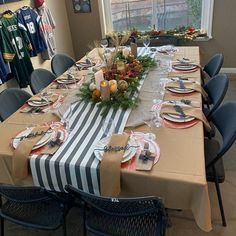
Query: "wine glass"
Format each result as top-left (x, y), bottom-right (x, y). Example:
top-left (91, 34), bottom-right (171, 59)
top-left (142, 36), bottom-right (150, 54)
top-left (100, 38), bottom-right (108, 53)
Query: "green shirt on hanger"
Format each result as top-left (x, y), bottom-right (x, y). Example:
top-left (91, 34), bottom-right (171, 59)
top-left (0, 13), bottom-right (34, 88)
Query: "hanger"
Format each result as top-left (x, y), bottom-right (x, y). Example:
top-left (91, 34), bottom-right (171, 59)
top-left (1, 0), bottom-right (14, 16)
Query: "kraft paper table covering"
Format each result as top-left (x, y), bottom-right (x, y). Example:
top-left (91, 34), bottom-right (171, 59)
top-left (0, 47), bottom-right (212, 232)
top-left (100, 134), bottom-right (130, 197)
top-left (12, 126), bottom-right (50, 179)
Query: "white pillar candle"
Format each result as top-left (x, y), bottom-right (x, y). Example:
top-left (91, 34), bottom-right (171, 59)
top-left (95, 69), bottom-right (104, 89)
top-left (122, 47), bottom-right (130, 58)
top-left (100, 80), bottom-right (110, 101)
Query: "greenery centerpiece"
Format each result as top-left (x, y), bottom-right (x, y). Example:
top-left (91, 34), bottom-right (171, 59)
top-left (79, 32), bottom-right (156, 116)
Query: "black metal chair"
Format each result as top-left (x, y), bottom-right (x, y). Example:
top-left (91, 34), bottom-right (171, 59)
top-left (0, 88), bottom-right (31, 122)
top-left (204, 102), bottom-right (236, 227)
top-left (0, 185), bottom-right (71, 236)
top-left (51, 53), bottom-right (76, 77)
top-left (203, 74), bottom-right (229, 120)
top-left (203, 53), bottom-right (224, 79)
top-left (66, 185), bottom-right (168, 236)
top-left (30, 68), bottom-right (56, 94)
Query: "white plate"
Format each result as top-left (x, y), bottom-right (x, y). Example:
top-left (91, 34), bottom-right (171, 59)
top-left (13, 128), bottom-right (53, 150)
top-left (167, 87), bottom-right (194, 94)
top-left (94, 136), bottom-right (137, 163)
top-left (56, 78), bottom-right (79, 84)
top-left (27, 100), bottom-right (52, 107)
top-left (157, 46), bottom-right (178, 54)
top-left (162, 113), bottom-right (195, 123)
top-left (172, 64), bottom-right (198, 71)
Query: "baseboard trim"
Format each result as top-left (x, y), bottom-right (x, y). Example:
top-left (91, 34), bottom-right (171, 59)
top-left (220, 68), bottom-right (236, 74)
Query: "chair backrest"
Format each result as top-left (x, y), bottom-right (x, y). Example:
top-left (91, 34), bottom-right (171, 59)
top-left (66, 185), bottom-right (167, 236)
top-left (51, 53), bottom-right (76, 77)
top-left (203, 74), bottom-right (229, 119)
top-left (30, 69), bottom-right (56, 94)
top-left (0, 184), bottom-right (49, 203)
top-left (0, 88), bottom-right (31, 121)
top-left (203, 53), bottom-right (224, 78)
top-left (207, 102), bottom-right (236, 168)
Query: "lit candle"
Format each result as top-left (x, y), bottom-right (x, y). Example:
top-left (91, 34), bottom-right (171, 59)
top-left (109, 80), bottom-right (118, 93)
top-left (95, 69), bottom-right (104, 89)
top-left (100, 80), bottom-right (110, 101)
top-left (122, 47), bottom-right (130, 58)
top-left (116, 60), bottom-right (126, 73)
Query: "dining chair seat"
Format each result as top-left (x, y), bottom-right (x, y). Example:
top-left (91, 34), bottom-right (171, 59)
top-left (66, 185), bottom-right (168, 236)
top-left (0, 185), bottom-right (71, 236)
top-left (30, 68), bottom-right (56, 94)
top-left (204, 102), bottom-right (236, 227)
top-left (51, 53), bottom-right (76, 77)
top-left (0, 88), bottom-right (31, 122)
top-left (204, 138), bottom-right (225, 183)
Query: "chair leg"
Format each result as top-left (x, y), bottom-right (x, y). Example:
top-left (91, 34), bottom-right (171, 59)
top-left (62, 218), bottom-right (67, 236)
top-left (0, 217), bottom-right (4, 236)
top-left (213, 166), bottom-right (227, 226)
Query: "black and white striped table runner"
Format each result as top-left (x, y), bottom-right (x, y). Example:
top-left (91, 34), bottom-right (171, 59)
top-left (30, 47), bottom-right (149, 193)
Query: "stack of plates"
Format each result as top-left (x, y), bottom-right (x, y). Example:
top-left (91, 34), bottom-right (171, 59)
top-left (157, 46), bottom-right (178, 54)
top-left (162, 113), bottom-right (195, 123)
top-left (172, 63), bottom-right (198, 72)
top-left (167, 87), bottom-right (194, 94)
top-left (94, 136), bottom-right (137, 163)
top-left (12, 128), bottom-right (54, 150)
top-left (28, 99), bottom-right (52, 107)
top-left (56, 78), bottom-right (79, 84)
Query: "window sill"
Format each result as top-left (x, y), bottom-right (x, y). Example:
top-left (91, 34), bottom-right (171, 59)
top-left (194, 36), bottom-right (212, 42)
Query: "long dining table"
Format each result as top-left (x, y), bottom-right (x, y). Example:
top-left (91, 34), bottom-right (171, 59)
top-left (0, 46), bottom-right (212, 232)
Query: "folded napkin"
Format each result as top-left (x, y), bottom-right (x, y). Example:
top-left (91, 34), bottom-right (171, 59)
top-left (100, 134), bottom-right (129, 197)
top-left (12, 126), bottom-right (50, 179)
top-left (136, 142), bottom-right (155, 171)
top-left (160, 103), bottom-right (211, 131)
top-left (165, 81), bottom-right (208, 99)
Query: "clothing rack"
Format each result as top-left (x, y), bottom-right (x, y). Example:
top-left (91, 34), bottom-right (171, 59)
top-left (0, 0), bottom-right (22, 4)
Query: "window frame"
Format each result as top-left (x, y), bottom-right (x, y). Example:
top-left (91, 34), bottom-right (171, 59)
top-left (99, 0), bottom-right (214, 39)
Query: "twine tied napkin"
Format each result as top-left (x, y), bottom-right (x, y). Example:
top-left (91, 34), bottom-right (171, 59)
top-left (100, 133), bottom-right (129, 197)
top-left (165, 81), bottom-right (208, 100)
top-left (12, 126), bottom-right (50, 179)
top-left (160, 103), bottom-right (211, 131)
top-left (136, 142), bottom-right (155, 171)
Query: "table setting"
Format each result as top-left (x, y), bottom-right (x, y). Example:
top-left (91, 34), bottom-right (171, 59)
top-left (0, 46), bottom-right (212, 232)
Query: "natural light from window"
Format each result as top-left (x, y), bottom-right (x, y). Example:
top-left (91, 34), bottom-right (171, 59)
top-left (99, 0), bottom-right (214, 38)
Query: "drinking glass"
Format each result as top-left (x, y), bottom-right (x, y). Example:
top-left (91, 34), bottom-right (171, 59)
top-left (102, 118), bottom-right (115, 137)
top-left (157, 79), bottom-right (166, 100)
top-left (142, 36), bottom-right (150, 54)
top-left (100, 38), bottom-right (108, 51)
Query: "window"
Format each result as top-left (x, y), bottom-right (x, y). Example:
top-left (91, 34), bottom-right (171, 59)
top-left (99, 0), bottom-right (214, 38)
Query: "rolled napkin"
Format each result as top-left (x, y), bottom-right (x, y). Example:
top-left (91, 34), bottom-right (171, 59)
top-left (100, 133), bottom-right (129, 197)
top-left (165, 81), bottom-right (208, 100)
top-left (12, 126), bottom-right (50, 179)
top-left (160, 103), bottom-right (211, 131)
